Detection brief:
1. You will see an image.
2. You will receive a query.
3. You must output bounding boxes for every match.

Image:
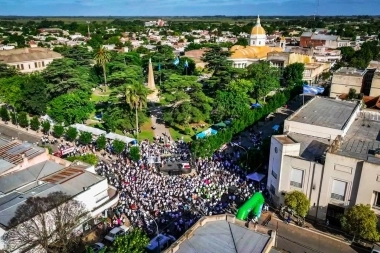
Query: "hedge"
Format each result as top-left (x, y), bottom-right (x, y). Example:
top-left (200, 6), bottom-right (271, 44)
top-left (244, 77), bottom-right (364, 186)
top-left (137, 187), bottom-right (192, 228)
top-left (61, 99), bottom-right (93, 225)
top-left (190, 85), bottom-right (302, 158)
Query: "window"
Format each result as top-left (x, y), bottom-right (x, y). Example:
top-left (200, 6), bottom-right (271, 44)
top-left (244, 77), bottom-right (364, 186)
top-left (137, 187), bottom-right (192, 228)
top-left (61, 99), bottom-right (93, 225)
top-left (28, 64), bottom-right (31, 69)
top-left (42, 61), bottom-right (45, 67)
top-left (95, 190), bottom-right (108, 203)
top-left (271, 169), bottom-right (277, 179)
top-left (16, 65), bottom-right (20, 69)
top-left (38, 62), bottom-right (41, 68)
top-left (374, 192), bottom-right (380, 209)
top-left (290, 168), bottom-right (303, 188)
top-left (331, 179), bottom-right (347, 201)
top-left (270, 184), bottom-right (275, 195)
top-left (34, 62), bottom-right (38, 68)
top-left (20, 64), bottom-right (24, 70)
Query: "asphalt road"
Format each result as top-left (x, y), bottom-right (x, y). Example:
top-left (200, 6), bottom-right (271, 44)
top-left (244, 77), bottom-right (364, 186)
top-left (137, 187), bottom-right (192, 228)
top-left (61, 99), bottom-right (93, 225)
top-left (266, 218), bottom-right (369, 253)
top-left (0, 123), bottom-right (57, 151)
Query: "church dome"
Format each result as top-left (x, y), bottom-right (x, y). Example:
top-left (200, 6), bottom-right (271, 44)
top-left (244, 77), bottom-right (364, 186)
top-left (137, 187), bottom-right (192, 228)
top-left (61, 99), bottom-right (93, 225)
top-left (251, 16), bottom-right (266, 35)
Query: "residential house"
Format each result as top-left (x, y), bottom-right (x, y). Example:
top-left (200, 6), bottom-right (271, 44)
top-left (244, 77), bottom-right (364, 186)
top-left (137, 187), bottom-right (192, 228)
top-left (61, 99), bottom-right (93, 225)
top-left (300, 32), bottom-right (340, 48)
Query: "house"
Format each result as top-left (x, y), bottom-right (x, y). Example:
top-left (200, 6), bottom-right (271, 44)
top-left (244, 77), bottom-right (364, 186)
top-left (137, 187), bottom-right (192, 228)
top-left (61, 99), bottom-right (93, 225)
top-left (0, 47), bottom-right (62, 73)
top-left (0, 139), bottom-right (49, 177)
top-left (330, 67), bottom-right (368, 98)
top-left (266, 97), bottom-right (380, 226)
top-left (0, 140), bottom-right (119, 251)
top-left (300, 32), bottom-right (340, 48)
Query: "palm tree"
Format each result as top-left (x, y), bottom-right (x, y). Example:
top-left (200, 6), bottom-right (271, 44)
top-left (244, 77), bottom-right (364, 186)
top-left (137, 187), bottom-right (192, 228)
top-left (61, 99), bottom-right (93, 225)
top-left (94, 47), bottom-right (111, 91)
top-left (125, 82), bottom-right (150, 139)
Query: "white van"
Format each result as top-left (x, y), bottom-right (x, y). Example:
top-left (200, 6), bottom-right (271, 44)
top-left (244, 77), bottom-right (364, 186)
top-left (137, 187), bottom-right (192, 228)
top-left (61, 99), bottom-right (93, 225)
top-left (104, 225), bottom-right (130, 243)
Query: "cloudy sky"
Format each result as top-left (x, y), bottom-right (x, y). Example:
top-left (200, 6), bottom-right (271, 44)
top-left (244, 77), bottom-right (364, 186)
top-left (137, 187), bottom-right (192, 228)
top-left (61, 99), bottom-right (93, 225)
top-left (0, 0), bottom-right (377, 16)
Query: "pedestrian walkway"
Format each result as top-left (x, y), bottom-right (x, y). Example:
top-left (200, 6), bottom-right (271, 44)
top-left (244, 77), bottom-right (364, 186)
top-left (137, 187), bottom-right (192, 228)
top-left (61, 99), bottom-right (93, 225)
top-left (149, 105), bottom-right (172, 142)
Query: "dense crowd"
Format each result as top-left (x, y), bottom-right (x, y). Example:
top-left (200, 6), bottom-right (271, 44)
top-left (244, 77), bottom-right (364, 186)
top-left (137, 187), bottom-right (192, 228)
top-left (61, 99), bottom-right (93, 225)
top-left (95, 135), bottom-right (267, 239)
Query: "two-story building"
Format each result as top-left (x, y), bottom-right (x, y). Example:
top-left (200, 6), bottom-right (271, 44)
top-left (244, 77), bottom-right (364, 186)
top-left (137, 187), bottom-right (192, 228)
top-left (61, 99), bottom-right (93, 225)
top-left (267, 97), bottom-right (380, 225)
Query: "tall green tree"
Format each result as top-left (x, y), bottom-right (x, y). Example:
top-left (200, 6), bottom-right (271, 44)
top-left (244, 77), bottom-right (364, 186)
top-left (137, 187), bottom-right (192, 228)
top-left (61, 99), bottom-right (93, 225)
top-left (246, 61), bottom-right (280, 102)
top-left (43, 58), bottom-right (93, 99)
top-left (21, 74), bottom-right (49, 115)
top-left (41, 120), bottom-right (51, 134)
top-left (94, 47), bottom-right (112, 91)
top-left (48, 92), bottom-right (94, 125)
top-left (284, 190), bottom-right (310, 218)
top-left (111, 228), bottom-right (150, 253)
top-left (0, 75), bottom-right (24, 108)
top-left (17, 112), bottom-right (29, 128)
top-left (213, 90), bottom-right (249, 122)
top-left (129, 146), bottom-right (140, 161)
top-left (112, 139), bottom-right (125, 155)
top-left (341, 204), bottom-right (379, 242)
top-left (0, 106), bottom-right (10, 122)
top-left (79, 131), bottom-right (92, 145)
top-left (0, 62), bottom-right (18, 78)
top-left (96, 134), bottom-right (107, 150)
top-left (201, 45), bottom-right (234, 90)
top-left (65, 127), bottom-right (78, 142)
top-left (282, 63), bottom-right (305, 87)
top-left (30, 116), bottom-right (40, 131)
top-left (125, 82), bottom-right (149, 139)
top-left (53, 125), bottom-right (65, 138)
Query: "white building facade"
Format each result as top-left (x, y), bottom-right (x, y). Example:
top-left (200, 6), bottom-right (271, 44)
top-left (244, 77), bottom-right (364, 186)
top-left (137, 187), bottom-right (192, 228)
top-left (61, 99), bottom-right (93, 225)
top-left (267, 97), bottom-right (380, 226)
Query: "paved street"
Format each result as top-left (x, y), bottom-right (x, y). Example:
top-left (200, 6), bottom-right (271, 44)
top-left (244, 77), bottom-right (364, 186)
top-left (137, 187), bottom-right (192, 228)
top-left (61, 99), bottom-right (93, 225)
top-left (260, 213), bottom-right (369, 253)
top-left (149, 104), bottom-right (173, 140)
top-left (0, 122), bottom-right (58, 151)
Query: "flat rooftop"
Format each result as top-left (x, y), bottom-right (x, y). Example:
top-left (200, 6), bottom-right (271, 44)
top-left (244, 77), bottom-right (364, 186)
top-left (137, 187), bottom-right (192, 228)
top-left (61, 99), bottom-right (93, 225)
top-left (288, 133), bottom-right (330, 161)
top-left (338, 116), bottom-right (380, 163)
top-left (0, 141), bottom-right (45, 174)
top-left (173, 219), bottom-right (270, 253)
top-left (334, 67), bottom-right (366, 76)
top-left (288, 97), bottom-right (358, 130)
top-left (0, 168), bottom-right (104, 229)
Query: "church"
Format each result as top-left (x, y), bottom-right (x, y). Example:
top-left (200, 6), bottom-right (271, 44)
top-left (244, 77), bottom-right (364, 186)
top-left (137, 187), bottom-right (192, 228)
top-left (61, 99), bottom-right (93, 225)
top-left (229, 16), bottom-right (285, 68)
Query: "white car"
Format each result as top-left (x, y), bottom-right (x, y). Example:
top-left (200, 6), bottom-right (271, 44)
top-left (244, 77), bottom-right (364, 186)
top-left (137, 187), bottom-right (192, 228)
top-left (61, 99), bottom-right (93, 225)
top-left (88, 243), bottom-right (105, 253)
top-left (104, 225), bottom-right (130, 243)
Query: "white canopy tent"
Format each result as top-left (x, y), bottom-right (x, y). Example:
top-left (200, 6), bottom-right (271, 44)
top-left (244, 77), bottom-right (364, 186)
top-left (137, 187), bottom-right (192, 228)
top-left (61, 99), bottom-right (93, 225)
top-left (105, 132), bottom-right (136, 144)
top-left (71, 124), bottom-right (106, 136)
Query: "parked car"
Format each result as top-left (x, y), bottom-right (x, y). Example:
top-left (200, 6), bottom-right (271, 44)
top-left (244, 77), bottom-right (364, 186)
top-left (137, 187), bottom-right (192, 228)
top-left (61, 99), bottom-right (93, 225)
top-left (87, 242), bottom-right (105, 253)
top-left (146, 234), bottom-right (176, 253)
top-left (104, 225), bottom-right (130, 243)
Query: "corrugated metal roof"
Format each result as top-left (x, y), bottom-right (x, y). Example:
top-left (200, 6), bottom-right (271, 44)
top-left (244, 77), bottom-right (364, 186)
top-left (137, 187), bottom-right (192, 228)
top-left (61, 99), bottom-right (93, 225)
top-left (301, 32), bottom-right (313, 37)
top-left (311, 34), bottom-right (338, 41)
top-left (175, 220), bottom-right (270, 253)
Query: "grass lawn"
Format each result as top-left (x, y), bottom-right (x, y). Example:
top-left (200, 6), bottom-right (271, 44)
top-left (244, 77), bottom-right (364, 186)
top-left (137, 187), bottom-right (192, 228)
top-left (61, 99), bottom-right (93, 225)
top-left (169, 126), bottom-right (192, 143)
top-left (138, 121), bottom-right (154, 142)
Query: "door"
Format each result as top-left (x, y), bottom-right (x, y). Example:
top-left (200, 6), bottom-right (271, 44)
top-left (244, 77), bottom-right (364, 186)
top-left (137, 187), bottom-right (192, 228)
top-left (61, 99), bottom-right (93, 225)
top-left (326, 203), bottom-right (345, 227)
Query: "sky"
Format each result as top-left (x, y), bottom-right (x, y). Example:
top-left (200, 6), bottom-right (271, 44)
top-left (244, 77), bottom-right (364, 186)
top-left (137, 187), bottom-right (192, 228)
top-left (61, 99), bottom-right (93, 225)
top-left (0, 0), bottom-right (378, 16)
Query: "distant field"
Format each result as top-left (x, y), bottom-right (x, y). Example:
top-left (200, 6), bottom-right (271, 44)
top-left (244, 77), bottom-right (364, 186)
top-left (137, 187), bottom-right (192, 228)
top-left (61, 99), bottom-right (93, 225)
top-left (0, 16), bottom-right (318, 24)
top-left (0, 15), bottom-right (377, 24)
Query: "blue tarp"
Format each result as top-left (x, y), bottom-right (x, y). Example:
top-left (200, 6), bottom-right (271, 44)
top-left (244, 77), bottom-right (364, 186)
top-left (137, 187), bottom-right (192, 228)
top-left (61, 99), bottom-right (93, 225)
top-left (272, 125), bottom-right (280, 131)
top-left (247, 172), bottom-right (266, 182)
top-left (196, 128), bottom-right (217, 139)
top-left (303, 84), bottom-right (324, 95)
top-left (251, 103), bottom-right (262, 108)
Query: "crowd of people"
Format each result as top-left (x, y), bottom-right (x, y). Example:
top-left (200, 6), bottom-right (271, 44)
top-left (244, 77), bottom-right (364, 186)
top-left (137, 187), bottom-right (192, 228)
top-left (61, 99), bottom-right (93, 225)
top-left (95, 135), bottom-right (268, 240)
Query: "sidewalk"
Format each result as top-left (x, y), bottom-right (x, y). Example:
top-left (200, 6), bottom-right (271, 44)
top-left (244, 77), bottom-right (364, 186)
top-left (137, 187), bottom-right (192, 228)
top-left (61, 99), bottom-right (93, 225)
top-left (262, 210), bottom-right (373, 250)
